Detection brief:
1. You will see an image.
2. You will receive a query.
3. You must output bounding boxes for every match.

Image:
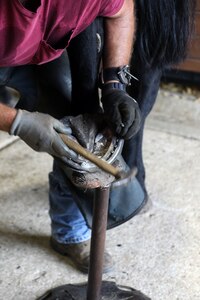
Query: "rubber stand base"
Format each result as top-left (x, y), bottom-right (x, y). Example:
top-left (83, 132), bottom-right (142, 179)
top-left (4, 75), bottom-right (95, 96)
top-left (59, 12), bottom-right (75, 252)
top-left (37, 281), bottom-right (151, 300)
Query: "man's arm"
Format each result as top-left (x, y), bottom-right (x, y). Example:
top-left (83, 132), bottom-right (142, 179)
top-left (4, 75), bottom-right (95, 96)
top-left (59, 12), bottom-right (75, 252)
top-left (0, 103), bottom-right (17, 132)
top-left (0, 102), bottom-right (79, 162)
top-left (101, 0), bottom-right (141, 140)
top-left (103, 0), bottom-right (135, 69)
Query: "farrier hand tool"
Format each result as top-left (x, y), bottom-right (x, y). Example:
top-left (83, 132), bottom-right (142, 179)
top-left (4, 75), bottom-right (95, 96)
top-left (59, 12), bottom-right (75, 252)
top-left (59, 133), bottom-right (130, 180)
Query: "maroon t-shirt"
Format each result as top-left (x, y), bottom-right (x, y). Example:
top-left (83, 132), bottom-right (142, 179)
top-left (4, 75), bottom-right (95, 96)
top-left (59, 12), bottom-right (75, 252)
top-left (0, 0), bottom-right (124, 66)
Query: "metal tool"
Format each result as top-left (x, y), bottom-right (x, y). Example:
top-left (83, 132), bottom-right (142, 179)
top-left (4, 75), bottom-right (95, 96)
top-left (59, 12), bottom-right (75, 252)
top-left (60, 133), bottom-right (126, 180)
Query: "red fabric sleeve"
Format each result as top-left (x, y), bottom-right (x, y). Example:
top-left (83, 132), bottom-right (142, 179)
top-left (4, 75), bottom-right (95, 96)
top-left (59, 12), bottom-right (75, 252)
top-left (99, 0), bottom-right (124, 17)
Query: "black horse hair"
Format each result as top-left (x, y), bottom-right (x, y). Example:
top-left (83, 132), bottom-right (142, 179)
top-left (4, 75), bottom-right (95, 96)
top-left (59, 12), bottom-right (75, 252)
top-left (134, 0), bottom-right (196, 68)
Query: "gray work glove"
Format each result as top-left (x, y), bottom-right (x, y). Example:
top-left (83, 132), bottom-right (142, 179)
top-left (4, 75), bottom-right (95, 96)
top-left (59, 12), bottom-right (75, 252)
top-left (101, 89), bottom-right (141, 140)
top-left (10, 109), bottom-right (78, 162)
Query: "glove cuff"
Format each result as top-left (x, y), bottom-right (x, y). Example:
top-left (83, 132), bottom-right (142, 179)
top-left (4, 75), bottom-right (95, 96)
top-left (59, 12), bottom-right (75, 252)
top-left (102, 82), bottom-right (126, 92)
top-left (9, 109), bottom-right (23, 135)
top-left (99, 65), bottom-right (138, 88)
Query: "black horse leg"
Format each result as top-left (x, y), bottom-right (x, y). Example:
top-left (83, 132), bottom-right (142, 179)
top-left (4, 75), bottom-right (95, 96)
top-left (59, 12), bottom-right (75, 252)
top-left (123, 57), bottom-right (162, 195)
top-left (67, 18), bottom-right (104, 116)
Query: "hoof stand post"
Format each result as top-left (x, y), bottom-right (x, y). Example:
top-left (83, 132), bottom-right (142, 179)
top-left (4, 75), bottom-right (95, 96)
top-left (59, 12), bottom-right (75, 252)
top-left (37, 185), bottom-right (151, 300)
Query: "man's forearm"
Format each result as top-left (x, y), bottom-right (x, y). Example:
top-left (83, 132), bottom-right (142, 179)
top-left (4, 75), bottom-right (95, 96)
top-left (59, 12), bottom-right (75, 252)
top-left (103, 0), bottom-right (135, 69)
top-left (0, 103), bottom-right (17, 132)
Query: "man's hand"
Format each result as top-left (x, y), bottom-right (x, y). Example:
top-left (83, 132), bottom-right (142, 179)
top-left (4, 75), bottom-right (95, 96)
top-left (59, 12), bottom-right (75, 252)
top-left (100, 0), bottom-right (139, 140)
top-left (10, 109), bottom-right (78, 161)
top-left (101, 89), bottom-right (141, 140)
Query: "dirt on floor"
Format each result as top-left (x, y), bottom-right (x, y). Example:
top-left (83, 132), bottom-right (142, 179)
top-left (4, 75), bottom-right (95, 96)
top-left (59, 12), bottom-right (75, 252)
top-left (160, 82), bottom-right (200, 102)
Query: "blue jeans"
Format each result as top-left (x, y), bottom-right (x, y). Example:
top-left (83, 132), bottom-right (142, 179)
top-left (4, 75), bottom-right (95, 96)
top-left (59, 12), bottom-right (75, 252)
top-left (49, 162), bottom-right (91, 244)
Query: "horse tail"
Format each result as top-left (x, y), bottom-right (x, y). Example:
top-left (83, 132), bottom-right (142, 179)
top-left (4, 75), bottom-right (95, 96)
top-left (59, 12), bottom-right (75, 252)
top-left (134, 0), bottom-right (196, 68)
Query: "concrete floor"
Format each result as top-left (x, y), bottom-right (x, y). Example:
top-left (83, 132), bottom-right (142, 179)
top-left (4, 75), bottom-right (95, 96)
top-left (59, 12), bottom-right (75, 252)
top-left (0, 89), bottom-right (200, 300)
